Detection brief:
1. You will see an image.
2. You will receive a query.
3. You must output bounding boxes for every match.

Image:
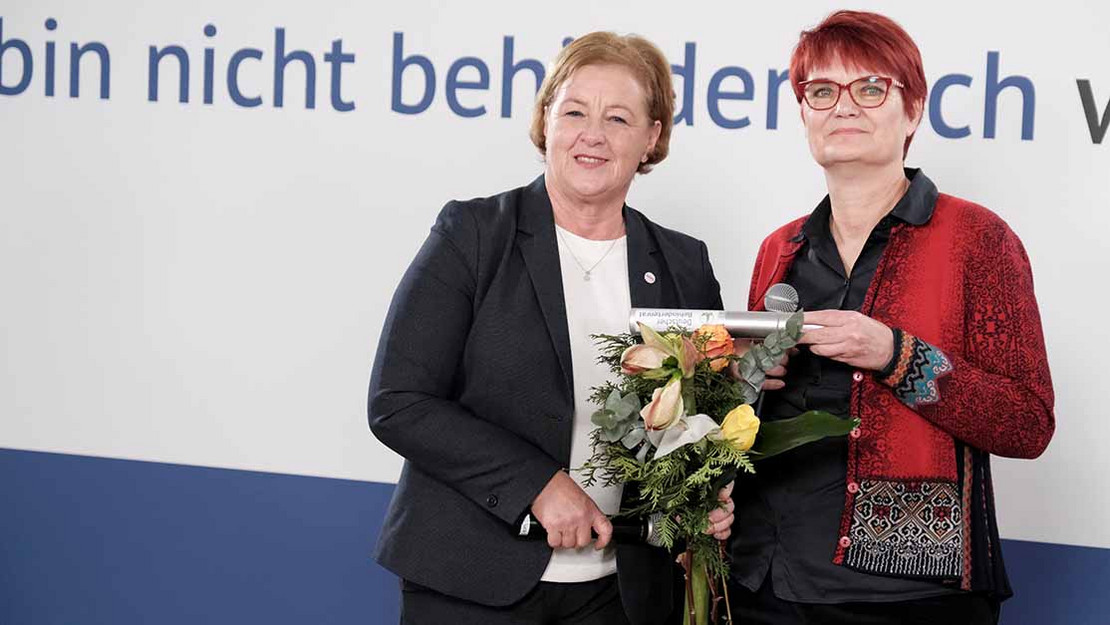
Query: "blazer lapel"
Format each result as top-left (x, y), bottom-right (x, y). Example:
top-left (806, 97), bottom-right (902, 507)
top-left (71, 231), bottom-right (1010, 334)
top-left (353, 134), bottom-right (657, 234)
top-left (625, 207), bottom-right (665, 308)
top-left (516, 176), bottom-right (574, 393)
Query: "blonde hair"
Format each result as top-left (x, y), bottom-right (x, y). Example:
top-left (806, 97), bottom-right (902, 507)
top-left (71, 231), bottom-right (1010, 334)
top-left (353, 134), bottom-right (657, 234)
top-left (529, 32), bottom-right (675, 174)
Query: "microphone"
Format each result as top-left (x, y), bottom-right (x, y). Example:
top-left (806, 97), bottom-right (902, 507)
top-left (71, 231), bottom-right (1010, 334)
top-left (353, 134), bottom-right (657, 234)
top-left (628, 284), bottom-right (813, 339)
top-left (763, 282), bottom-right (800, 313)
top-left (754, 283), bottom-right (800, 415)
top-left (628, 309), bottom-right (805, 338)
top-left (516, 512), bottom-right (665, 547)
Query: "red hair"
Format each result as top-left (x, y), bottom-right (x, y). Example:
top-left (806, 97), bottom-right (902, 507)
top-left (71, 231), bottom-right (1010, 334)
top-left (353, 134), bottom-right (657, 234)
top-left (789, 11), bottom-right (927, 153)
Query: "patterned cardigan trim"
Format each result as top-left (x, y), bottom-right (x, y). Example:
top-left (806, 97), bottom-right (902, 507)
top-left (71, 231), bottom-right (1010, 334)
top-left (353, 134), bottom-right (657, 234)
top-left (878, 330), bottom-right (954, 407)
top-left (843, 478), bottom-right (964, 579)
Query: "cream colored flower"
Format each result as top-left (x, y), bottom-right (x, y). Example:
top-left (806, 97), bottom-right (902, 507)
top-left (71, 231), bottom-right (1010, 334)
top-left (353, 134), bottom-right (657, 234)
top-left (620, 344), bottom-right (669, 375)
top-left (640, 377), bottom-right (684, 431)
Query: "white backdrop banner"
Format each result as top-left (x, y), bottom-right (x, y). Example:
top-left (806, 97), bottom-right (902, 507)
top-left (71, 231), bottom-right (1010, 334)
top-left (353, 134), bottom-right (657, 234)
top-left (1, 1), bottom-right (1107, 550)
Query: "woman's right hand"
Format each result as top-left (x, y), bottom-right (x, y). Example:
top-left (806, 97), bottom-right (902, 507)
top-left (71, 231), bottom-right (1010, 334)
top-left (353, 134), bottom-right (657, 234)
top-left (531, 471), bottom-right (613, 550)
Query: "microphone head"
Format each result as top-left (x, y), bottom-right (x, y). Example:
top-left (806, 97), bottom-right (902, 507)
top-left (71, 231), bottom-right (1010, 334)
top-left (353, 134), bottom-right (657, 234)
top-left (645, 513), bottom-right (665, 547)
top-left (764, 283), bottom-right (799, 313)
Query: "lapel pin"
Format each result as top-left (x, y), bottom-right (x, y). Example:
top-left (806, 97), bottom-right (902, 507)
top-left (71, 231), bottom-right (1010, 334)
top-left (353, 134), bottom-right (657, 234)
top-left (643, 272), bottom-right (656, 284)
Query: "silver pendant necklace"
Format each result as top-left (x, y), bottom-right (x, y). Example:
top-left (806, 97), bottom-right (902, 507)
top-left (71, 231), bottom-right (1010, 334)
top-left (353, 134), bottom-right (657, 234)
top-left (556, 227), bottom-right (620, 281)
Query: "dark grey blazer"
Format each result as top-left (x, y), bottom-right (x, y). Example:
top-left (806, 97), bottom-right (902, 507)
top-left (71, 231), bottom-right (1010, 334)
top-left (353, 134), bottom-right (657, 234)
top-left (368, 175), bottom-right (723, 625)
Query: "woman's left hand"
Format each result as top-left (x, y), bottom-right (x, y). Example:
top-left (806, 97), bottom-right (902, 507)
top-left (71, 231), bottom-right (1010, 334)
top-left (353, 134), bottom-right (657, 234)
top-left (705, 481), bottom-right (735, 541)
top-left (797, 310), bottom-right (895, 371)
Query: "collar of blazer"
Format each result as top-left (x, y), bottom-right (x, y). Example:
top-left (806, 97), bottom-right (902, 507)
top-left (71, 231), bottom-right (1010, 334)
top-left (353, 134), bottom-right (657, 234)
top-left (515, 175), bottom-right (668, 394)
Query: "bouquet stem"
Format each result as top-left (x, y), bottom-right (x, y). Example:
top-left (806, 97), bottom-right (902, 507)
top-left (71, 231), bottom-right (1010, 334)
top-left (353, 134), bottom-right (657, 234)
top-left (682, 550), bottom-right (709, 625)
top-left (682, 545), bottom-right (734, 625)
top-left (718, 542), bottom-right (734, 625)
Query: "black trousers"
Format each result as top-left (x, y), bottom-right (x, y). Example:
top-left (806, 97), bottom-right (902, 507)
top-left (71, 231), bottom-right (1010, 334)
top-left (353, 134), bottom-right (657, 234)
top-left (400, 575), bottom-right (632, 625)
top-left (730, 575), bottom-right (999, 625)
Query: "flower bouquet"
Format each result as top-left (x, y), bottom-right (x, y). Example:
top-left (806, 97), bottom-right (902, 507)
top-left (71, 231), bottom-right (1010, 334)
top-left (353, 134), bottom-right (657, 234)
top-left (583, 313), bottom-right (856, 625)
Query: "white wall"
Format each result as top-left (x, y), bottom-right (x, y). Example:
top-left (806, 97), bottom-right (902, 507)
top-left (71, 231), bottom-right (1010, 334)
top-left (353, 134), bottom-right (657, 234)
top-left (1, 0), bottom-right (1107, 549)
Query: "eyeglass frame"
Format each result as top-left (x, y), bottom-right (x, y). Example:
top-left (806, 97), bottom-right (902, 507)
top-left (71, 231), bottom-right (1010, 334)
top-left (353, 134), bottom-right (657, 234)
top-left (797, 76), bottom-right (905, 110)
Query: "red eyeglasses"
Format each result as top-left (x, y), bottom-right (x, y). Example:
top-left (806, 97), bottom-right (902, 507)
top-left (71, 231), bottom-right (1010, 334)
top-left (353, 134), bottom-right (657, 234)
top-left (797, 76), bottom-right (904, 110)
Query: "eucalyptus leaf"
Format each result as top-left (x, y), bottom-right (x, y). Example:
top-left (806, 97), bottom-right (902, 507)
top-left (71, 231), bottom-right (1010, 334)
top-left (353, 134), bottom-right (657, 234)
top-left (621, 426), bottom-right (646, 449)
top-left (786, 311), bottom-right (803, 336)
top-left (591, 408), bottom-right (615, 428)
top-left (744, 368), bottom-right (765, 387)
top-left (750, 411), bottom-right (858, 460)
top-left (738, 357), bottom-right (759, 380)
top-left (749, 343), bottom-right (769, 362)
top-left (764, 334), bottom-right (779, 351)
top-left (752, 344), bottom-right (776, 370)
top-left (604, 389), bottom-right (624, 413)
top-left (600, 428), bottom-right (625, 443)
top-left (740, 382), bottom-right (760, 405)
top-left (594, 390), bottom-right (643, 442)
top-left (603, 420), bottom-right (636, 442)
top-left (618, 392), bottom-right (641, 416)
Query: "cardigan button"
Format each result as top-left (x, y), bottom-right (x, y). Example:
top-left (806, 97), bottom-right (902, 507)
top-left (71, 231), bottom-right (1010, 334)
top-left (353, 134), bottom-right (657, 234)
top-left (850, 428), bottom-right (862, 439)
top-left (486, 494), bottom-right (499, 508)
top-left (847, 481), bottom-right (860, 494)
top-left (839, 536), bottom-right (852, 548)
top-left (852, 371), bottom-right (864, 382)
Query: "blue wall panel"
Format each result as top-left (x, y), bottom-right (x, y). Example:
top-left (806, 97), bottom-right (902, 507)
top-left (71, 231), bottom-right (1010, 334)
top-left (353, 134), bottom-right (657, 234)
top-left (0, 449), bottom-right (398, 625)
top-left (1, 449), bottom-right (1106, 624)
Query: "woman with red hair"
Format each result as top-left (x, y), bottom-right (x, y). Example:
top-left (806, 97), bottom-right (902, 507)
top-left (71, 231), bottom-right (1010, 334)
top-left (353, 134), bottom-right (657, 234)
top-left (727, 10), bottom-right (1054, 624)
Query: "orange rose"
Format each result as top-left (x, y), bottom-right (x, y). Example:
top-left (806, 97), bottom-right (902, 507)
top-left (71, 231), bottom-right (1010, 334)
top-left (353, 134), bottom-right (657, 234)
top-left (696, 324), bottom-right (734, 372)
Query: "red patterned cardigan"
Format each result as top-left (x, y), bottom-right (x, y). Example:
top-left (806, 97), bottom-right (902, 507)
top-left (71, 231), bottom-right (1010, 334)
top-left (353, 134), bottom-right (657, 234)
top-left (748, 192), bottom-right (1055, 589)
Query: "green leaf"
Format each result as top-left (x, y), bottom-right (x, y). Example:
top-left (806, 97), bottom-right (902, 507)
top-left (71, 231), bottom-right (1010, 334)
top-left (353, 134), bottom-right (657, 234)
top-left (681, 379), bottom-right (697, 416)
top-left (642, 367), bottom-right (674, 381)
top-left (738, 356), bottom-right (759, 380)
top-left (621, 427), bottom-right (646, 449)
top-left (740, 382), bottom-right (760, 405)
top-left (750, 412), bottom-right (858, 460)
top-left (764, 333), bottom-right (779, 351)
top-left (748, 343), bottom-right (766, 360)
top-left (640, 323), bottom-right (677, 356)
top-left (591, 408), bottom-right (615, 428)
top-left (599, 425), bottom-right (627, 443)
top-left (750, 343), bottom-right (777, 371)
top-left (618, 392), bottom-right (642, 416)
top-left (786, 311), bottom-right (803, 337)
top-left (604, 389), bottom-right (624, 413)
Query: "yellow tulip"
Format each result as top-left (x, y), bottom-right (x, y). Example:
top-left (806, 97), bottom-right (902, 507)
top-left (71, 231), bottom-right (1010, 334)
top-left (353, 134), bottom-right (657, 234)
top-left (719, 404), bottom-right (760, 451)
